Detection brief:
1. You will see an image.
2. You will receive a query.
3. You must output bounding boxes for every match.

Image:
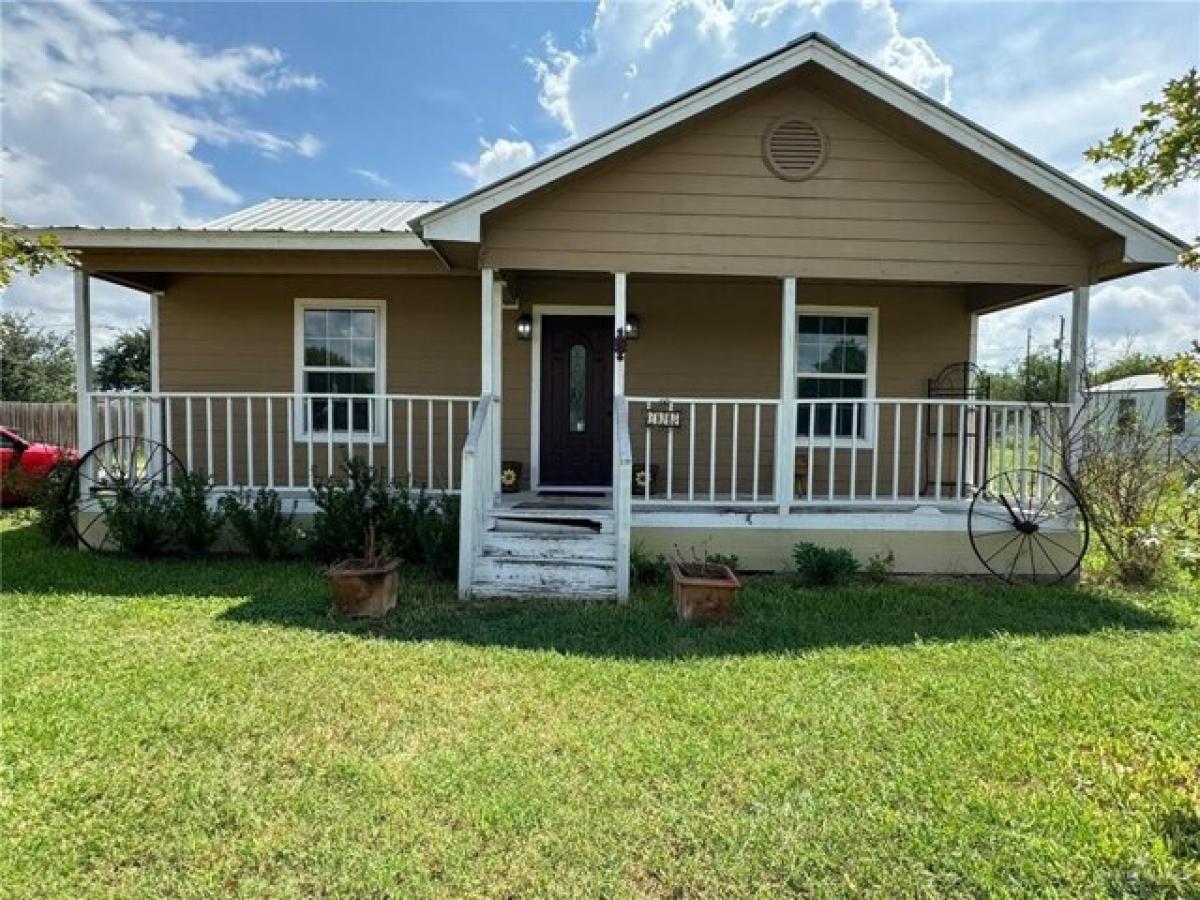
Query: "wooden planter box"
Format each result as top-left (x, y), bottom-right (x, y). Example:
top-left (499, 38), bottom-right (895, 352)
top-left (327, 558), bottom-right (400, 618)
top-left (670, 560), bottom-right (740, 623)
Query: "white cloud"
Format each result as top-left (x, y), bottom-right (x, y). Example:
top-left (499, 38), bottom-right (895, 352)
top-left (453, 137), bottom-right (536, 187)
top-left (526, 0), bottom-right (953, 144)
top-left (1, 0), bottom-right (325, 341)
top-left (351, 168), bottom-right (392, 189)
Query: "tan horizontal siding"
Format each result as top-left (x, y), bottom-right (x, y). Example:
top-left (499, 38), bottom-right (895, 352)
top-left (483, 79), bottom-right (1089, 283)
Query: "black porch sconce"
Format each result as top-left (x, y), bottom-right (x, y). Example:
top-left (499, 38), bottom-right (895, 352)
top-left (515, 312), bottom-right (533, 341)
top-left (614, 314), bottom-right (640, 361)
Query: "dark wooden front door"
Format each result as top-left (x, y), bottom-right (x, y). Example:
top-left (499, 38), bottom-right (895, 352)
top-left (539, 315), bottom-right (613, 487)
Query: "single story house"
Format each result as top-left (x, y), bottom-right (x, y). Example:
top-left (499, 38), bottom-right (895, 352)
top-left (28, 34), bottom-right (1185, 598)
top-left (1088, 373), bottom-right (1198, 457)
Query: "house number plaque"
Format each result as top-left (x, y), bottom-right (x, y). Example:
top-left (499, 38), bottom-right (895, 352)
top-left (645, 407), bottom-right (682, 429)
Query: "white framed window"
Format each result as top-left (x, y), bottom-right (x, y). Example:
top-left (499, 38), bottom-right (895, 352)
top-left (293, 298), bottom-right (386, 440)
top-left (795, 306), bottom-right (878, 444)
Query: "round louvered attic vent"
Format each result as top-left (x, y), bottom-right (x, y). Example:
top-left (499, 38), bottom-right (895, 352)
top-left (762, 117), bottom-right (826, 181)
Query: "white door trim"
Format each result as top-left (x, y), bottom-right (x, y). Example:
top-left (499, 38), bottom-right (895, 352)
top-left (530, 304), bottom-right (616, 492)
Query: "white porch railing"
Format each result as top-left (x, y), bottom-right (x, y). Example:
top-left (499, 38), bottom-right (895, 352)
top-left (627, 396), bottom-right (1068, 507)
top-left (89, 392), bottom-right (478, 492)
top-left (613, 395), bottom-right (633, 601)
top-left (458, 393), bottom-right (496, 595)
top-left (627, 397), bottom-right (780, 505)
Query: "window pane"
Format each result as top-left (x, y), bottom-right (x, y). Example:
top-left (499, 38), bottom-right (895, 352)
top-left (351, 337), bottom-right (375, 367)
top-left (351, 311), bottom-right (375, 338)
top-left (797, 341), bottom-right (823, 374)
top-left (326, 339), bottom-right (352, 368)
top-left (304, 310), bottom-right (326, 340)
top-left (569, 344), bottom-right (587, 433)
top-left (844, 316), bottom-right (868, 336)
top-left (305, 372), bottom-right (330, 394)
top-left (821, 316), bottom-right (845, 336)
top-left (796, 377), bottom-right (866, 438)
top-left (304, 345), bottom-right (329, 366)
top-left (328, 310), bottom-right (353, 339)
top-left (1166, 394), bottom-right (1186, 435)
top-left (799, 315), bottom-right (821, 335)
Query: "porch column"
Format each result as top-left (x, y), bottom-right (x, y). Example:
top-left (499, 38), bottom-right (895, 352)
top-left (73, 268), bottom-right (93, 454)
top-left (1067, 283), bottom-right (1091, 471)
top-left (774, 277), bottom-right (797, 513)
top-left (480, 268), bottom-right (503, 494)
top-left (613, 272), bottom-right (627, 396)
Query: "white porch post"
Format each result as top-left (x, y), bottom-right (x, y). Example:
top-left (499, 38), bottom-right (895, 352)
top-left (480, 268), bottom-right (503, 495)
top-left (774, 277), bottom-right (797, 513)
top-left (613, 273), bottom-right (627, 397)
top-left (490, 274), bottom-right (503, 493)
top-left (73, 268), bottom-right (93, 454)
top-left (1067, 284), bottom-right (1090, 409)
top-left (1067, 283), bottom-right (1091, 470)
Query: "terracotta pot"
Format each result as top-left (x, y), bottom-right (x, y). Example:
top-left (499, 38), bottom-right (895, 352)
top-left (327, 558), bottom-right (400, 618)
top-left (669, 560), bottom-right (740, 623)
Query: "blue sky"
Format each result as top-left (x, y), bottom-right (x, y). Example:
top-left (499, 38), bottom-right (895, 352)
top-left (3, 0), bottom-right (1197, 369)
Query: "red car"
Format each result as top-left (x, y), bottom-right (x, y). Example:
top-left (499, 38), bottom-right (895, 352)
top-left (0, 426), bottom-right (78, 506)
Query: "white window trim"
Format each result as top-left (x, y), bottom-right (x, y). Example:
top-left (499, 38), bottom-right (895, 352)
top-left (794, 304), bottom-right (879, 448)
top-left (293, 297), bottom-right (387, 443)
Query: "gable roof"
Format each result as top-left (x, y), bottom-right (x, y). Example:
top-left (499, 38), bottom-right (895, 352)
top-left (1090, 373), bottom-right (1169, 393)
top-left (413, 33), bottom-right (1185, 272)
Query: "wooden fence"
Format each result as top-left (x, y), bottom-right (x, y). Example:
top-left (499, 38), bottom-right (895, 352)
top-left (0, 402), bottom-right (77, 448)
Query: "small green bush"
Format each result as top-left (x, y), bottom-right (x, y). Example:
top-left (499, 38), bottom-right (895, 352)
top-left (219, 488), bottom-right (298, 559)
top-left (166, 471), bottom-right (223, 555)
top-left (416, 493), bottom-right (459, 580)
top-left (631, 545), bottom-right (669, 586)
top-left (707, 552), bottom-right (740, 573)
top-left (379, 484), bottom-right (435, 565)
top-left (308, 458), bottom-right (391, 562)
top-left (863, 549), bottom-right (896, 584)
top-left (102, 486), bottom-right (174, 557)
top-left (34, 461), bottom-right (78, 548)
top-left (792, 542), bottom-right (860, 587)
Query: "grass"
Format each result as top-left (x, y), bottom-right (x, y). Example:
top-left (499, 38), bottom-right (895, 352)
top-left (3, 515), bottom-right (1199, 898)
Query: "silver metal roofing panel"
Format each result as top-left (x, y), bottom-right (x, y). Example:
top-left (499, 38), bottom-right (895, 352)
top-left (201, 198), bottom-right (443, 233)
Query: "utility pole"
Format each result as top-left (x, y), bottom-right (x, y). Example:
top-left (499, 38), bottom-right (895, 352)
top-left (1052, 315), bottom-right (1065, 403)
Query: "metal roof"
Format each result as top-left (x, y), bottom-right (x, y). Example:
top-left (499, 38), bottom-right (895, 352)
top-left (202, 198), bottom-right (443, 232)
top-left (1089, 373), bottom-right (1169, 393)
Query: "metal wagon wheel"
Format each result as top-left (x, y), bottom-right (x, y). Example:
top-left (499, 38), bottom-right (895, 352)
top-left (67, 436), bottom-right (185, 552)
top-left (968, 467), bottom-right (1089, 584)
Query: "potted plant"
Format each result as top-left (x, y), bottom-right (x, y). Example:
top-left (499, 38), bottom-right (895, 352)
top-left (327, 522), bottom-right (399, 619)
top-left (501, 460), bottom-right (523, 493)
top-left (669, 544), bottom-right (740, 623)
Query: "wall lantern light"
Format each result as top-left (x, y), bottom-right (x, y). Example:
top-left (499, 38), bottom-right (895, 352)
top-left (624, 313), bottom-right (640, 341)
top-left (515, 313), bottom-right (533, 341)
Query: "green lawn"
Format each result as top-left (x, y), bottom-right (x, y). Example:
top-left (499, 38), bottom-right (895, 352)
top-left (3, 516), bottom-right (1198, 898)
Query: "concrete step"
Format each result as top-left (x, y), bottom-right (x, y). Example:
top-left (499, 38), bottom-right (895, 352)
top-left (471, 556), bottom-right (617, 600)
top-left (481, 530), bottom-right (617, 563)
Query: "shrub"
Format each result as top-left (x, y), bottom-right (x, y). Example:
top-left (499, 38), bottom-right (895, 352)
top-left (863, 549), bottom-right (896, 584)
top-left (631, 545), bottom-right (669, 587)
top-left (416, 493), bottom-right (459, 580)
top-left (34, 460), bottom-right (78, 548)
top-left (308, 457), bottom-right (391, 562)
top-left (219, 488), bottom-right (298, 559)
top-left (102, 486), bottom-right (174, 557)
top-left (166, 471), bottom-right (223, 555)
top-left (379, 484), bottom-right (436, 565)
top-left (792, 542), bottom-right (860, 587)
top-left (707, 552), bottom-right (740, 573)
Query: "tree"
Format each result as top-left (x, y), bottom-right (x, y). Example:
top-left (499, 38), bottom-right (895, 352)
top-left (986, 349), bottom-right (1066, 402)
top-left (1159, 340), bottom-right (1200, 411)
top-left (0, 312), bottom-right (75, 402)
top-left (1085, 69), bottom-right (1200, 268)
top-left (0, 218), bottom-right (75, 288)
top-left (1093, 351), bottom-right (1162, 387)
top-left (95, 326), bottom-right (151, 392)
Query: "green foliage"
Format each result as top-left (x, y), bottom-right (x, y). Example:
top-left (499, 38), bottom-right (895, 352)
top-left (1085, 69), bottom-right (1199, 268)
top-left (308, 457), bottom-right (392, 562)
top-left (95, 326), bottom-right (151, 392)
top-left (706, 552), bottom-right (740, 573)
top-left (986, 349), bottom-right (1068, 403)
top-left (0, 312), bottom-right (74, 402)
top-left (218, 488), bottom-right (298, 560)
top-left (33, 461), bottom-right (78, 548)
top-left (101, 486), bottom-right (174, 557)
top-left (864, 549), bottom-right (896, 584)
top-left (631, 545), bottom-right (670, 587)
top-left (792, 542), bottom-right (860, 587)
top-left (1159, 341), bottom-right (1200, 412)
top-left (165, 471), bottom-right (223, 555)
top-left (0, 219), bottom-right (75, 288)
top-left (378, 484), bottom-right (435, 564)
top-left (414, 493), bottom-right (459, 580)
